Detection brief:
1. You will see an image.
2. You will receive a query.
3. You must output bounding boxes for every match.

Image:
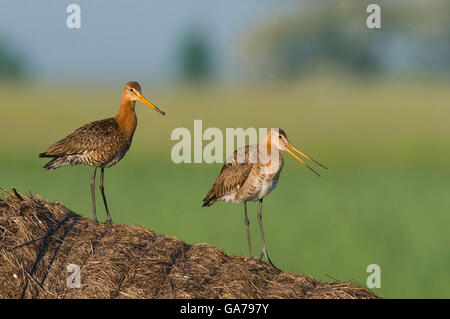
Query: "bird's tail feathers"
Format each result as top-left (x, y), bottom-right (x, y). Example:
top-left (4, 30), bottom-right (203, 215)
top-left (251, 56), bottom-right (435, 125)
top-left (202, 195), bottom-right (216, 207)
top-left (38, 152), bottom-right (52, 158)
top-left (41, 156), bottom-right (69, 170)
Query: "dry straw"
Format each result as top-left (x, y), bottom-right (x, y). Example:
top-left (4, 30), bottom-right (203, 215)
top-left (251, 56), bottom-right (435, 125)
top-left (0, 189), bottom-right (377, 299)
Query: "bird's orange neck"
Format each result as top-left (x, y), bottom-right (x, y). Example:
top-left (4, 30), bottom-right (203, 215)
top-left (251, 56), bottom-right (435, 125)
top-left (115, 97), bottom-right (137, 137)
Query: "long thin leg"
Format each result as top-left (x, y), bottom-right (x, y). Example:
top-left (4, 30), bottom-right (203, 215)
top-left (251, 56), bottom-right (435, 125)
top-left (257, 199), bottom-right (277, 269)
top-left (100, 168), bottom-right (113, 223)
top-left (91, 167), bottom-right (97, 221)
top-left (244, 202), bottom-right (253, 258)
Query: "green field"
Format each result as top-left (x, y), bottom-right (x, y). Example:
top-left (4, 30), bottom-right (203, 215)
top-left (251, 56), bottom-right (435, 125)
top-left (1, 79), bottom-right (450, 298)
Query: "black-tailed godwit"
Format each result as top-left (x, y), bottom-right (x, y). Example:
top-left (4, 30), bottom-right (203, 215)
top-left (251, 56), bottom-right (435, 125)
top-left (202, 128), bottom-right (326, 268)
top-left (39, 81), bottom-right (166, 223)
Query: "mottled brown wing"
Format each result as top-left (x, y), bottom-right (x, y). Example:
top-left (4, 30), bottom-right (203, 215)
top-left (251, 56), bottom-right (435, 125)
top-left (39, 118), bottom-right (120, 157)
top-left (202, 146), bottom-right (255, 207)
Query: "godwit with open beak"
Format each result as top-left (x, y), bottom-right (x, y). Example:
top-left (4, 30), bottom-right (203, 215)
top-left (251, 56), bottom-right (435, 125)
top-left (202, 128), bottom-right (326, 268)
top-left (39, 81), bottom-right (166, 223)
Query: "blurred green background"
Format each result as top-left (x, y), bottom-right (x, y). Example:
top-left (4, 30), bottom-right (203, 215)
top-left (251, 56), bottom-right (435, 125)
top-left (1, 1), bottom-right (450, 298)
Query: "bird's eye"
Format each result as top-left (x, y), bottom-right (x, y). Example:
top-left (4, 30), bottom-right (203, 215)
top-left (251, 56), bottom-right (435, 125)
top-left (279, 135), bottom-right (282, 139)
top-left (130, 88), bottom-right (134, 92)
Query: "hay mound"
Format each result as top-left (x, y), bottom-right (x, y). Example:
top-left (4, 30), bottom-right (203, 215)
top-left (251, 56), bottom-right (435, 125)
top-left (0, 189), bottom-right (377, 299)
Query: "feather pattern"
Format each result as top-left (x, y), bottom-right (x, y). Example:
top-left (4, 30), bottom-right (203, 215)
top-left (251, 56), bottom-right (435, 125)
top-left (202, 144), bottom-right (284, 207)
top-left (39, 117), bottom-right (134, 169)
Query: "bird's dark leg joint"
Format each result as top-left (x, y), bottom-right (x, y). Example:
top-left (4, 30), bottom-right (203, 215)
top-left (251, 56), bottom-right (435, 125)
top-left (243, 202), bottom-right (253, 259)
top-left (99, 169), bottom-right (104, 192)
top-left (100, 168), bottom-right (113, 224)
top-left (256, 198), bottom-right (278, 270)
top-left (91, 167), bottom-right (97, 222)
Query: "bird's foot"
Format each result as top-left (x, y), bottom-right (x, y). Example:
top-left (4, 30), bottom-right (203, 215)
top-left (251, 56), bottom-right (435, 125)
top-left (259, 250), bottom-right (280, 271)
top-left (106, 219), bottom-right (114, 225)
top-left (266, 259), bottom-right (280, 271)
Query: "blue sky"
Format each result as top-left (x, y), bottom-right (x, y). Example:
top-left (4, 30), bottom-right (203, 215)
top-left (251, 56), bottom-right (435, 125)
top-left (0, 0), bottom-right (291, 83)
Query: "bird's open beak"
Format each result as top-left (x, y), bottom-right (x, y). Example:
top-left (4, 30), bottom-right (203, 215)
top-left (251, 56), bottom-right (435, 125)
top-left (284, 142), bottom-right (327, 177)
top-left (137, 95), bottom-right (166, 116)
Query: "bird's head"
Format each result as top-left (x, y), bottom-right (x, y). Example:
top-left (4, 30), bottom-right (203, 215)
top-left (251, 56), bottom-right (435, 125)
top-left (265, 128), bottom-right (327, 177)
top-left (123, 81), bottom-right (166, 116)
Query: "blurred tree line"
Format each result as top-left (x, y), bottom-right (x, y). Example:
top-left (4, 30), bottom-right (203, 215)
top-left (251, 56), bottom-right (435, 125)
top-left (243, 0), bottom-right (450, 80)
top-left (0, 37), bottom-right (28, 81)
top-left (177, 29), bottom-right (214, 83)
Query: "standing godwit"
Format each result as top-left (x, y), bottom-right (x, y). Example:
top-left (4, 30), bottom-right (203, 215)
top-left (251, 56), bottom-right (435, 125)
top-left (39, 81), bottom-right (165, 223)
top-left (202, 129), bottom-right (326, 268)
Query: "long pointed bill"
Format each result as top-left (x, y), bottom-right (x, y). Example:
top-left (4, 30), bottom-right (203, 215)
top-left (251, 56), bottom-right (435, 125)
top-left (137, 95), bottom-right (166, 116)
top-left (285, 147), bottom-right (322, 177)
top-left (287, 143), bottom-right (327, 169)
